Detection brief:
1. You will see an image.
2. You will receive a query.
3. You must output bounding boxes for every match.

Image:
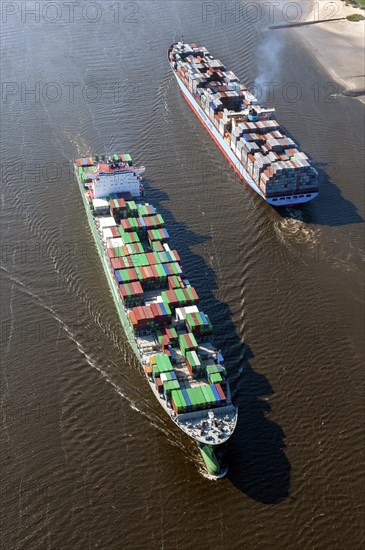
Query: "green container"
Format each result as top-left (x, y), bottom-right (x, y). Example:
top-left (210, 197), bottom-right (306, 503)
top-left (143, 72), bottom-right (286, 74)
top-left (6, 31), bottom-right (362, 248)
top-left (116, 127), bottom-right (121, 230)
top-left (177, 390), bottom-right (188, 412)
top-left (126, 201), bottom-right (138, 217)
top-left (163, 380), bottom-right (180, 398)
top-left (205, 384), bottom-right (218, 403)
top-left (167, 327), bottom-right (178, 340)
top-left (152, 241), bottom-right (163, 251)
top-left (138, 205), bottom-right (148, 217)
top-left (172, 390), bottom-right (185, 413)
top-left (155, 354), bottom-right (173, 373)
top-left (155, 264), bottom-right (167, 280)
top-left (201, 384), bottom-right (214, 406)
top-left (123, 153), bottom-right (132, 165)
top-left (193, 386), bottom-right (206, 408)
top-left (210, 373), bottom-right (223, 384)
top-left (156, 214), bottom-right (164, 226)
top-left (186, 350), bottom-right (200, 368)
top-left (206, 365), bottom-right (219, 375)
top-left (175, 289), bottom-right (186, 304)
top-left (171, 263), bottom-right (182, 275)
top-left (113, 246), bottom-right (124, 257)
top-left (131, 254), bottom-right (148, 267)
top-left (186, 387), bottom-right (204, 410)
top-left (185, 287), bottom-right (195, 302)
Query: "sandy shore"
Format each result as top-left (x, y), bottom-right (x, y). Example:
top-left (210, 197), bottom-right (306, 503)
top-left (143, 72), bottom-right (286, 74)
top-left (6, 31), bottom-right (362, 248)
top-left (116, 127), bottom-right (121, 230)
top-left (294, 1), bottom-right (365, 101)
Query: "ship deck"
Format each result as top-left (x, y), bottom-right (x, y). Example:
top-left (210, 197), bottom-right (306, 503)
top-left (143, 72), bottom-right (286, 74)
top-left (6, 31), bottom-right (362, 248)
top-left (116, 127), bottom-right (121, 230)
top-left (77, 185), bottom-right (237, 437)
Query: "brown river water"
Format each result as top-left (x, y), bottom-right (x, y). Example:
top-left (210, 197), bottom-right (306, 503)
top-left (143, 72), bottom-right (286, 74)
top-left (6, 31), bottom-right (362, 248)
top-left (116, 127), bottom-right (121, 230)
top-left (1, 2), bottom-right (364, 549)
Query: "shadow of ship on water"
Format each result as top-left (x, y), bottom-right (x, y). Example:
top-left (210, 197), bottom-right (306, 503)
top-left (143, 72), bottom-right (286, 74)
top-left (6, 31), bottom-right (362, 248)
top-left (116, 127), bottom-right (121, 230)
top-left (143, 175), bottom-right (291, 505)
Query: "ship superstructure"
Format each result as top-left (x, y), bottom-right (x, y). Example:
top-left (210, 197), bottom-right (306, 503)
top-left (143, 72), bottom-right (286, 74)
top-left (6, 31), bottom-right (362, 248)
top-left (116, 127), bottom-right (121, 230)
top-left (75, 154), bottom-right (237, 477)
top-left (168, 42), bottom-right (319, 206)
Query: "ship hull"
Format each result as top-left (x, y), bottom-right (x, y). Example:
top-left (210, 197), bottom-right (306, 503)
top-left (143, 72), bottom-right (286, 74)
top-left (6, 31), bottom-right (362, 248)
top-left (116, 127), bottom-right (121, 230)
top-left (172, 71), bottom-right (318, 207)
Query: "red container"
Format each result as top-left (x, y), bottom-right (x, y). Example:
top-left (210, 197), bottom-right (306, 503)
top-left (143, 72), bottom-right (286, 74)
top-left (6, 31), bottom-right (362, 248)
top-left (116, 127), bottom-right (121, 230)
top-left (161, 336), bottom-right (170, 347)
top-left (168, 275), bottom-right (184, 290)
top-left (164, 327), bottom-right (176, 341)
top-left (185, 334), bottom-right (196, 349)
top-left (150, 265), bottom-right (159, 281)
top-left (111, 258), bottom-right (125, 270)
top-left (127, 267), bottom-right (138, 281)
top-left (142, 306), bottom-right (154, 321)
top-left (155, 378), bottom-right (163, 393)
top-left (214, 384), bottom-right (226, 403)
top-left (150, 303), bottom-right (160, 319)
top-left (146, 252), bottom-right (156, 265)
top-left (111, 227), bottom-right (120, 238)
top-left (190, 287), bottom-right (199, 301)
top-left (129, 311), bottom-right (137, 326)
top-left (121, 219), bottom-right (131, 231)
top-left (165, 290), bottom-right (177, 305)
top-left (133, 306), bottom-right (144, 322)
top-left (131, 281), bottom-right (143, 296)
top-left (186, 362), bottom-right (193, 375)
top-left (144, 266), bottom-right (154, 281)
top-left (107, 247), bottom-right (116, 260)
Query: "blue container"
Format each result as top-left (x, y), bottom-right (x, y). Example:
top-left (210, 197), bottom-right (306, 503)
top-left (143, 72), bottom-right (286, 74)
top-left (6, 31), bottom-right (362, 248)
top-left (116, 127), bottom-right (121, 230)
top-left (138, 217), bottom-right (146, 229)
top-left (115, 270), bottom-right (122, 283)
top-left (217, 353), bottom-right (224, 364)
top-left (210, 384), bottom-right (221, 404)
top-left (182, 389), bottom-right (192, 410)
top-left (199, 312), bottom-right (209, 326)
top-left (168, 347), bottom-right (175, 363)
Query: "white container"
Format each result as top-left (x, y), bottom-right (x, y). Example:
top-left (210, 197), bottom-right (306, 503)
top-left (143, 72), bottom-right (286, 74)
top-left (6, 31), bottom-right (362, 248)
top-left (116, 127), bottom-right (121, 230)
top-left (106, 237), bottom-right (124, 249)
top-left (102, 227), bottom-right (113, 241)
top-left (99, 216), bottom-right (117, 229)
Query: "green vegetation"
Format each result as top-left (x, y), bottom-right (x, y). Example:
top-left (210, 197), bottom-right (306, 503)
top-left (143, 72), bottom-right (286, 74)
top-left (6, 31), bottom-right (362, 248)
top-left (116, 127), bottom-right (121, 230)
top-left (343, 0), bottom-right (365, 8)
top-left (346, 13), bottom-right (365, 20)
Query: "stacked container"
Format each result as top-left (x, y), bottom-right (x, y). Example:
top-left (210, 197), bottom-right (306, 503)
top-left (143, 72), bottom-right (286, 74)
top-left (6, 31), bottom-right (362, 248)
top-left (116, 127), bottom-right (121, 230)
top-left (185, 311), bottom-right (212, 338)
top-left (185, 350), bottom-right (202, 376)
top-left (179, 333), bottom-right (198, 356)
top-left (169, 43), bottom-right (319, 199)
top-left (119, 281), bottom-right (144, 306)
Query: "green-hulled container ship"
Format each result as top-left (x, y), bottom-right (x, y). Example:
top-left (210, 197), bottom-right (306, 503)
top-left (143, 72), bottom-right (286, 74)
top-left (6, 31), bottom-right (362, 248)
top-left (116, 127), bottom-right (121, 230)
top-left (74, 153), bottom-right (237, 478)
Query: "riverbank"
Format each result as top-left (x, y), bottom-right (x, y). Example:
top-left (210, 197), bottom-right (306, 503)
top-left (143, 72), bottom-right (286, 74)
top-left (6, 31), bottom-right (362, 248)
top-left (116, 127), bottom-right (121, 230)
top-left (294, 1), bottom-right (365, 101)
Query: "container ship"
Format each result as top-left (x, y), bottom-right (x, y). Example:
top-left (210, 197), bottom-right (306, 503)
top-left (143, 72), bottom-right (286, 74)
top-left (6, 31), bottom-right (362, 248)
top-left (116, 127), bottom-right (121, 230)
top-left (74, 153), bottom-right (238, 478)
top-left (168, 42), bottom-right (319, 206)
